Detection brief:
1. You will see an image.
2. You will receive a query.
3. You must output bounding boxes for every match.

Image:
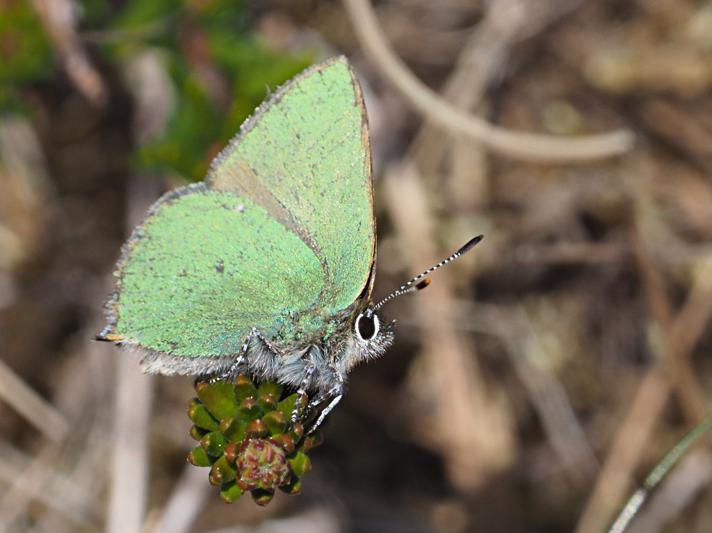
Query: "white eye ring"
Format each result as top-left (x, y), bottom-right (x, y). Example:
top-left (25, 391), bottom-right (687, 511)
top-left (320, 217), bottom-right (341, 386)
top-left (355, 312), bottom-right (380, 342)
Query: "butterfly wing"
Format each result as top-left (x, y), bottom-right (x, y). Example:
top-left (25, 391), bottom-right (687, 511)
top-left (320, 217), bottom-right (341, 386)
top-left (103, 185), bottom-right (326, 372)
top-left (207, 56), bottom-right (376, 316)
top-left (102, 57), bottom-right (374, 373)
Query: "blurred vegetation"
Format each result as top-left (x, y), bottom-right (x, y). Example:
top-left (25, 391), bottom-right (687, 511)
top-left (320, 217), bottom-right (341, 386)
top-left (1, 1), bottom-right (712, 533)
top-left (0, 2), bottom-right (52, 111)
top-left (1, 0), bottom-right (312, 179)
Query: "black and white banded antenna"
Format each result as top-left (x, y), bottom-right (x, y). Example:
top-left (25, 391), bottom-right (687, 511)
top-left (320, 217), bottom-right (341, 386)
top-left (368, 234), bottom-right (483, 314)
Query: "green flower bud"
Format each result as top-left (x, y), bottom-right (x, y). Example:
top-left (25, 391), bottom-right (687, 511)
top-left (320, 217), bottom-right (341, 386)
top-left (186, 374), bottom-right (323, 506)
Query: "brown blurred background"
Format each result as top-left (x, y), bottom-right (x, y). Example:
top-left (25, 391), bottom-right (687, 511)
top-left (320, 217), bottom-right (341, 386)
top-left (1, 0), bottom-right (711, 532)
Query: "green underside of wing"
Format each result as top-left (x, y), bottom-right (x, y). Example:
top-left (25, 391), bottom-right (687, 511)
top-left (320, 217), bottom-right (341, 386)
top-left (115, 189), bottom-right (327, 357)
top-left (210, 58), bottom-right (375, 315)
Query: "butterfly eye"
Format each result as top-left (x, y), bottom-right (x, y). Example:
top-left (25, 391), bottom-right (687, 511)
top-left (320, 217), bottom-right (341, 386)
top-left (355, 312), bottom-right (379, 341)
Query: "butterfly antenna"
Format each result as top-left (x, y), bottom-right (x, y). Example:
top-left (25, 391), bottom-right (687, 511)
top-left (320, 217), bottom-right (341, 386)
top-left (370, 235), bottom-right (483, 313)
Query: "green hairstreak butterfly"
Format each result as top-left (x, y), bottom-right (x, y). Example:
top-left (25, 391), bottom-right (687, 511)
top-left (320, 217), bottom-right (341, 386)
top-left (99, 56), bottom-right (482, 430)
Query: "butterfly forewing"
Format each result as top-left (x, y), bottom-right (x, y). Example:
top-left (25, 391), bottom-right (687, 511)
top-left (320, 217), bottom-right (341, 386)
top-left (208, 56), bottom-right (376, 316)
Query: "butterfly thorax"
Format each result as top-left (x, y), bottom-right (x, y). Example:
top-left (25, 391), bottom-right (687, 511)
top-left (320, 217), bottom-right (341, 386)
top-left (248, 304), bottom-right (393, 393)
top-left (268, 307), bottom-right (344, 346)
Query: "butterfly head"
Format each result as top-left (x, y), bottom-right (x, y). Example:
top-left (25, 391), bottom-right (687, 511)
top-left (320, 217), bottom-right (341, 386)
top-left (355, 309), bottom-right (380, 342)
top-left (343, 235), bottom-right (483, 372)
top-left (356, 301), bottom-right (398, 348)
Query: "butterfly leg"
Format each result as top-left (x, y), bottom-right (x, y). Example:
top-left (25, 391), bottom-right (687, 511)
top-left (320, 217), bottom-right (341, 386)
top-left (291, 361), bottom-right (316, 424)
top-left (212, 327), bottom-right (261, 382)
top-left (252, 329), bottom-right (288, 359)
top-left (307, 380), bottom-right (344, 435)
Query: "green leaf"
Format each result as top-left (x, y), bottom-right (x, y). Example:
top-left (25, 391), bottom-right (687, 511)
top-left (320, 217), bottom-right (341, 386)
top-left (220, 480), bottom-right (243, 503)
top-left (209, 455), bottom-right (236, 485)
top-left (250, 488), bottom-right (274, 506)
top-left (195, 380), bottom-right (238, 420)
top-left (0, 3), bottom-right (53, 83)
top-left (0, 2), bottom-right (53, 113)
top-left (219, 417), bottom-right (247, 442)
top-left (199, 431), bottom-right (227, 458)
top-left (112, 0), bottom-right (178, 32)
top-left (288, 451), bottom-right (311, 477)
top-left (234, 374), bottom-right (257, 403)
top-left (608, 415), bottom-right (712, 533)
top-left (187, 446), bottom-right (211, 467)
top-left (189, 425), bottom-right (207, 441)
top-left (262, 410), bottom-right (287, 435)
top-left (239, 397), bottom-right (261, 420)
top-left (187, 398), bottom-right (220, 431)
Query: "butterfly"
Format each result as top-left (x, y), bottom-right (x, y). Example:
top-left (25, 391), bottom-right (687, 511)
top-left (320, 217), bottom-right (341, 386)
top-left (98, 56), bottom-right (481, 431)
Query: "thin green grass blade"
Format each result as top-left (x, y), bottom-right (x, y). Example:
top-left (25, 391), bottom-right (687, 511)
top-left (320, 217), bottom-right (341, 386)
top-left (608, 414), bottom-right (712, 533)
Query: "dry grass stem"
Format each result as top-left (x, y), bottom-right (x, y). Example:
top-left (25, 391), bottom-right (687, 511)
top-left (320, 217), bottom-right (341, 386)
top-left (150, 466), bottom-right (210, 533)
top-left (627, 189), bottom-right (705, 423)
top-left (506, 306), bottom-right (599, 484)
top-left (0, 441), bottom-right (100, 531)
top-left (344, 0), bottom-right (634, 161)
top-left (0, 359), bottom-right (69, 443)
top-left (0, 331), bottom-right (112, 531)
top-left (105, 178), bottom-right (158, 533)
top-left (398, 300), bottom-right (598, 485)
top-left (30, 0), bottom-right (107, 106)
top-left (627, 449), bottom-right (712, 533)
top-left (410, 0), bottom-right (586, 175)
top-left (105, 353), bottom-right (153, 533)
top-left (575, 242), bottom-right (712, 533)
top-left (384, 161), bottom-right (516, 489)
top-left (574, 366), bottom-right (670, 533)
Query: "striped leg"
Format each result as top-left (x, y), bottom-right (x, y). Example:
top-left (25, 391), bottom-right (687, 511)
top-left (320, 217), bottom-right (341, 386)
top-left (211, 327), bottom-right (261, 382)
top-left (307, 383), bottom-right (344, 434)
top-left (291, 362), bottom-right (316, 424)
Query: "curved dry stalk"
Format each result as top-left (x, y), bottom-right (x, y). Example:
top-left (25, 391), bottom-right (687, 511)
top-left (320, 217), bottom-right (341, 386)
top-left (0, 359), bottom-right (69, 443)
top-left (31, 0), bottom-right (107, 106)
top-left (343, 0), bottom-right (635, 162)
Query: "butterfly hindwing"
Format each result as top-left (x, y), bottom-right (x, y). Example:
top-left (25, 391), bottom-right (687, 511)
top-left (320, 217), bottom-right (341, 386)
top-left (106, 185), bottom-right (325, 362)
